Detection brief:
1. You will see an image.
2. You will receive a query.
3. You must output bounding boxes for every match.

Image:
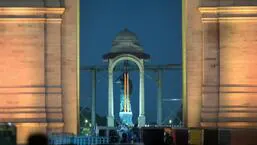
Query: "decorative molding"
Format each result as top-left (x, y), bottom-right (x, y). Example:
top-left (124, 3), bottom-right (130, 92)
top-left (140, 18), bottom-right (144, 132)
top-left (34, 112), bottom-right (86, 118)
top-left (202, 17), bottom-right (257, 23)
top-left (0, 106), bottom-right (62, 113)
top-left (0, 118), bottom-right (47, 122)
top-left (201, 121), bottom-right (257, 128)
top-left (217, 122), bottom-right (257, 127)
top-left (47, 122), bottom-right (65, 128)
top-left (0, 18), bottom-right (62, 23)
top-left (199, 6), bottom-right (257, 14)
top-left (0, 86), bottom-right (62, 94)
top-left (201, 118), bottom-right (257, 122)
top-left (203, 84), bottom-right (257, 87)
top-left (202, 105), bottom-right (257, 108)
top-left (14, 122), bottom-right (64, 139)
top-left (202, 110), bottom-right (257, 113)
top-left (0, 7), bottom-right (65, 16)
top-left (203, 84), bottom-right (257, 93)
top-left (15, 122), bottom-right (48, 127)
top-left (199, 6), bottom-right (257, 23)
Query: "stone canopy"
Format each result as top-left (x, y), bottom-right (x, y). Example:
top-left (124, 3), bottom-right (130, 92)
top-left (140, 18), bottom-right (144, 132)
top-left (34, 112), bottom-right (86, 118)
top-left (103, 28), bottom-right (150, 60)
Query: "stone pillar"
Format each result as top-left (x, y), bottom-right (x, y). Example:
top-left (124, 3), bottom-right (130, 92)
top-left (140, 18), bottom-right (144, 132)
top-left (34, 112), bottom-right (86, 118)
top-left (0, 6), bottom-right (65, 144)
top-left (45, 15), bottom-right (64, 133)
top-left (185, 0), bottom-right (203, 128)
top-left (107, 61), bottom-right (114, 127)
top-left (157, 70), bottom-right (163, 125)
top-left (138, 60), bottom-right (145, 127)
top-left (91, 69), bottom-right (96, 129)
top-left (201, 20), bottom-right (220, 128)
top-left (62, 0), bottom-right (79, 134)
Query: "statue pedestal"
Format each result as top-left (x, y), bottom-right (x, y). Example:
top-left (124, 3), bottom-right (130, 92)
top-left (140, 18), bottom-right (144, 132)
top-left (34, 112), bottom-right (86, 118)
top-left (119, 112), bottom-right (133, 126)
top-left (107, 116), bottom-right (114, 127)
top-left (138, 115), bottom-right (146, 127)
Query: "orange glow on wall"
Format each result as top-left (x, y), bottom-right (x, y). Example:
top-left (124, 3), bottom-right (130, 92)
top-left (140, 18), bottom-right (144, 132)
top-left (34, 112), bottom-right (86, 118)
top-left (200, 6), bottom-right (257, 128)
top-left (0, 5), bottom-right (67, 144)
top-left (0, 7), bottom-right (65, 15)
top-left (199, 6), bottom-right (257, 14)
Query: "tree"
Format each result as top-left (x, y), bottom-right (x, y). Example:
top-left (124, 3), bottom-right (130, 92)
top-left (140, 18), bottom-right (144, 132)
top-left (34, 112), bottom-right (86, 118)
top-left (79, 106), bottom-right (107, 135)
top-left (173, 105), bottom-right (182, 125)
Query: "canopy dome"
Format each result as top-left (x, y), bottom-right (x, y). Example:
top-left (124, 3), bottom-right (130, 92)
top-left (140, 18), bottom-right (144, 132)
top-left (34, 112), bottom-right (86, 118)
top-left (111, 28), bottom-right (144, 53)
top-left (103, 28), bottom-right (150, 60)
top-left (113, 28), bottom-right (139, 43)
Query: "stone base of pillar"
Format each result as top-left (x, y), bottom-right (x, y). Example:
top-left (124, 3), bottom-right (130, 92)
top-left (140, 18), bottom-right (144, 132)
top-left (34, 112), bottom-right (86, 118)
top-left (138, 115), bottom-right (146, 127)
top-left (157, 119), bottom-right (162, 126)
top-left (107, 116), bottom-right (114, 127)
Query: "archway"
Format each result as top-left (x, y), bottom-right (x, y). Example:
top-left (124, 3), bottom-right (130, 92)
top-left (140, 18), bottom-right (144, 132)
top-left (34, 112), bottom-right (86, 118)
top-left (107, 54), bottom-right (145, 127)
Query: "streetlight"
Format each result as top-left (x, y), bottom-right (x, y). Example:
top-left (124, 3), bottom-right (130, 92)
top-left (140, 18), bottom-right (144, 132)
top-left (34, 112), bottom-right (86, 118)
top-left (169, 119), bottom-right (172, 125)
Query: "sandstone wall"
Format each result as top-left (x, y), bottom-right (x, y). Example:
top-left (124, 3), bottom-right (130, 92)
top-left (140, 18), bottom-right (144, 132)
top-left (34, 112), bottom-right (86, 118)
top-left (186, 0), bottom-right (257, 128)
top-left (62, 0), bottom-right (79, 134)
top-left (0, 0), bottom-right (79, 143)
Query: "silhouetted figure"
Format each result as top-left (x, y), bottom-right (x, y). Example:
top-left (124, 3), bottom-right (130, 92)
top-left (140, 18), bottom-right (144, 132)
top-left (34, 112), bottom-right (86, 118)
top-left (132, 123), bottom-right (140, 143)
top-left (120, 133), bottom-right (128, 143)
top-left (164, 132), bottom-right (174, 145)
top-left (28, 133), bottom-right (48, 145)
top-left (109, 130), bottom-right (119, 143)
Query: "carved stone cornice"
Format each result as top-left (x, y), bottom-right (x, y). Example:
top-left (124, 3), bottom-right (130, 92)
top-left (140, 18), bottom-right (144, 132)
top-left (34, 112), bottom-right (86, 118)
top-left (199, 6), bottom-right (257, 23)
top-left (0, 7), bottom-right (65, 23)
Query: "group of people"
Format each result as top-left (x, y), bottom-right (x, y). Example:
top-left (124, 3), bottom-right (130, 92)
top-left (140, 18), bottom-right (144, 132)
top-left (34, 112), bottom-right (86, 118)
top-left (109, 122), bottom-right (140, 144)
top-left (27, 133), bottom-right (49, 145)
top-left (164, 128), bottom-right (176, 145)
top-left (27, 124), bottom-right (175, 145)
top-left (120, 123), bottom-right (140, 143)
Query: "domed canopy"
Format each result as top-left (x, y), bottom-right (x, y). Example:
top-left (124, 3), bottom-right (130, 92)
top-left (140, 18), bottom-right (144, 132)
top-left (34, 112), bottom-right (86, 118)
top-left (111, 28), bottom-right (144, 53)
top-left (103, 28), bottom-right (150, 60)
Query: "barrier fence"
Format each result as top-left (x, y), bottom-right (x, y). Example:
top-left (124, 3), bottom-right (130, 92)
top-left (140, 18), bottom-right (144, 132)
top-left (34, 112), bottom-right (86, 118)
top-left (13, 128), bottom-right (257, 145)
top-left (48, 134), bottom-right (109, 145)
top-left (141, 127), bottom-right (257, 145)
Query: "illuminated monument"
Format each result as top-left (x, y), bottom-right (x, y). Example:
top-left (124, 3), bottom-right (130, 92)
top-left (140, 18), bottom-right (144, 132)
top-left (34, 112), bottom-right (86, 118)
top-left (116, 62), bottom-right (134, 126)
top-left (1, 0), bottom-right (257, 144)
top-left (0, 0), bottom-right (79, 144)
top-left (103, 28), bottom-right (150, 127)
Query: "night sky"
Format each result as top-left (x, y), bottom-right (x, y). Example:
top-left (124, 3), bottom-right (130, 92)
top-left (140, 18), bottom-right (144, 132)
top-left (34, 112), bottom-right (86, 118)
top-left (80, 0), bottom-right (182, 124)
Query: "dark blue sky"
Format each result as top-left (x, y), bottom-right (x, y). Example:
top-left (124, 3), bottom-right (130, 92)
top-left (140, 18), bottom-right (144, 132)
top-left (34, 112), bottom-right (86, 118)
top-left (80, 0), bottom-right (182, 124)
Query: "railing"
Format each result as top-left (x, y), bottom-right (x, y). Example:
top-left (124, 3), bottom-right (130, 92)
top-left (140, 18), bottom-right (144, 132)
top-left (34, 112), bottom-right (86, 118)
top-left (73, 136), bottom-right (109, 145)
top-left (48, 134), bottom-right (109, 145)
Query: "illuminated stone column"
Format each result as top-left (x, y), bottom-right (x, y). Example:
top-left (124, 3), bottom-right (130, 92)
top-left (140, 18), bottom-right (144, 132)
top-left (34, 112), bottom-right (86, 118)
top-left (45, 17), bottom-right (64, 133)
top-left (200, 16), bottom-right (220, 128)
top-left (138, 59), bottom-right (145, 127)
top-left (184, 0), bottom-right (203, 128)
top-left (62, 0), bottom-right (79, 134)
top-left (107, 60), bottom-right (114, 127)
